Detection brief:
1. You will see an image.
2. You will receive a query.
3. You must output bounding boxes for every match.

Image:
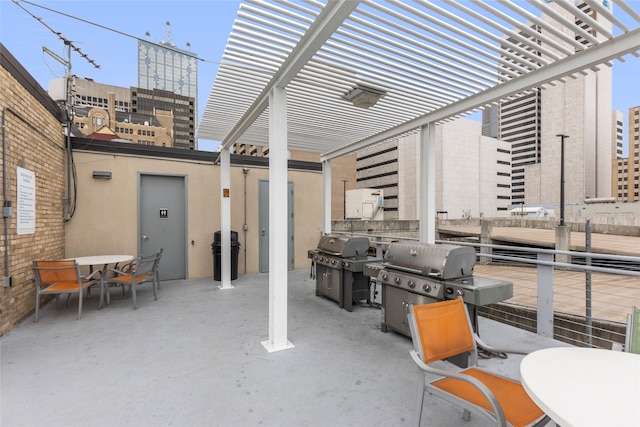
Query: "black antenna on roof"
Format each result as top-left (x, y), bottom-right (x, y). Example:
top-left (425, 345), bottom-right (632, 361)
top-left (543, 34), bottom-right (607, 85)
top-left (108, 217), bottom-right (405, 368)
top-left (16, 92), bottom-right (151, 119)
top-left (13, 0), bottom-right (100, 72)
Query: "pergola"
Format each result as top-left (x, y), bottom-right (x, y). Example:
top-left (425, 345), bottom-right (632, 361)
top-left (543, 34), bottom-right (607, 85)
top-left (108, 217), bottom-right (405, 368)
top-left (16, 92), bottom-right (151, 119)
top-left (198, 0), bottom-right (640, 352)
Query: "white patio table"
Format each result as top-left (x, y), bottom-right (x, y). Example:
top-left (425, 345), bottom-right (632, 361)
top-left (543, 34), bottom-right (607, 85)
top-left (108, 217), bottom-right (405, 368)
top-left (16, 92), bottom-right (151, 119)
top-left (70, 255), bottom-right (134, 308)
top-left (520, 347), bottom-right (640, 427)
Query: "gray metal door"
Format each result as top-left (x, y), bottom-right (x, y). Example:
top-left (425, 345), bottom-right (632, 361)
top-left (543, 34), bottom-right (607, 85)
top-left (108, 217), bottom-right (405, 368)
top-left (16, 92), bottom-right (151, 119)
top-left (139, 174), bottom-right (187, 280)
top-left (258, 180), bottom-right (294, 273)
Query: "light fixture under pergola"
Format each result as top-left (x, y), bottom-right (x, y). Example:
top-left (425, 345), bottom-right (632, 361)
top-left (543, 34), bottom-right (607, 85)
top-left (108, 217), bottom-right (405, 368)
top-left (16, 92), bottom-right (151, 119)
top-left (342, 84), bottom-right (386, 109)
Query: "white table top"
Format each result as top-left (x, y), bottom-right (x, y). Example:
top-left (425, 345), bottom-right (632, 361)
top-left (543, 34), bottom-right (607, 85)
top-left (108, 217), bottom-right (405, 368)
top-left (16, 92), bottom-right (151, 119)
top-left (520, 347), bottom-right (640, 427)
top-left (71, 255), bottom-right (134, 266)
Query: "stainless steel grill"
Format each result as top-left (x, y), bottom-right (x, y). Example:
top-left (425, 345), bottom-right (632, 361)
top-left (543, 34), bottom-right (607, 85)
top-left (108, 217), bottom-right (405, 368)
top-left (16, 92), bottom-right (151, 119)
top-left (366, 242), bottom-right (513, 338)
top-left (308, 235), bottom-right (382, 311)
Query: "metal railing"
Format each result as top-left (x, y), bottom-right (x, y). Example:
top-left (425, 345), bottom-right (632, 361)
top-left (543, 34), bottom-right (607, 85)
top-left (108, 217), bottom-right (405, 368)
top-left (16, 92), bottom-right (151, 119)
top-left (333, 231), bottom-right (640, 349)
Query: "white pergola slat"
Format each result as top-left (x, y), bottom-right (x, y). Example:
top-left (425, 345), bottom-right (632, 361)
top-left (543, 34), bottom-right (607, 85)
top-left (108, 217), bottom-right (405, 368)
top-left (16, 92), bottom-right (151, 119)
top-left (200, 0), bottom-right (640, 155)
top-left (198, 0), bottom-right (640, 352)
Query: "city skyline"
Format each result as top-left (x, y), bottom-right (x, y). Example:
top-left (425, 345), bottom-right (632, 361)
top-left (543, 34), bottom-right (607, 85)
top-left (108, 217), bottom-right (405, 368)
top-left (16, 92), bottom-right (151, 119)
top-left (1, 0), bottom-right (639, 154)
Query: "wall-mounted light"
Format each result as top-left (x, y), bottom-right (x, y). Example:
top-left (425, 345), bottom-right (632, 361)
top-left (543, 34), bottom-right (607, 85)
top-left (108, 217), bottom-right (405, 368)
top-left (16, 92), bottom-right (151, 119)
top-left (342, 84), bottom-right (386, 109)
top-left (92, 171), bottom-right (112, 179)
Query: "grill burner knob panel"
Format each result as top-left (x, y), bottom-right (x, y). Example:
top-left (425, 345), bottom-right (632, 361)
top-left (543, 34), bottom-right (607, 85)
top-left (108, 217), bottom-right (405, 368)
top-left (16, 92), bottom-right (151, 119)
top-left (446, 287), bottom-right (464, 297)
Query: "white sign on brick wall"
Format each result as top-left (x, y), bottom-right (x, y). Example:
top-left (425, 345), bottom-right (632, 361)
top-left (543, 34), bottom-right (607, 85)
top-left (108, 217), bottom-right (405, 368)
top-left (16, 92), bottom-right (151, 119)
top-left (16, 166), bottom-right (35, 235)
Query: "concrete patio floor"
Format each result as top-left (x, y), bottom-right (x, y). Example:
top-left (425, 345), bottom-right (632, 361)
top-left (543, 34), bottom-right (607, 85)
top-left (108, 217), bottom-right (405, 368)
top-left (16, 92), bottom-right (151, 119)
top-left (1, 269), bottom-right (566, 427)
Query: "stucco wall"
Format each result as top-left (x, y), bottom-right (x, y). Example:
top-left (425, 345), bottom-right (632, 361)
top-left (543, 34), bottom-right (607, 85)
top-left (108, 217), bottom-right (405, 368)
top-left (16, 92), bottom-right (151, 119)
top-left (66, 151), bottom-right (324, 278)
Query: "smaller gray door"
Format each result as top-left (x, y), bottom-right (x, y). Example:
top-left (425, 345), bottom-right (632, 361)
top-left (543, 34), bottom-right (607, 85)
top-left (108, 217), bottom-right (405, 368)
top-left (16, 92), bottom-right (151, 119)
top-left (258, 180), bottom-right (294, 273)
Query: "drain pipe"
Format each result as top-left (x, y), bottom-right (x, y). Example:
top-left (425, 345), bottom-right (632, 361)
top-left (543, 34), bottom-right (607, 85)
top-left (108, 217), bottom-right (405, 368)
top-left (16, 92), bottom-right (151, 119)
top-left (242, 167), bottom-right (250, 274)
top-left (2, 107), bottom-right (12, 282)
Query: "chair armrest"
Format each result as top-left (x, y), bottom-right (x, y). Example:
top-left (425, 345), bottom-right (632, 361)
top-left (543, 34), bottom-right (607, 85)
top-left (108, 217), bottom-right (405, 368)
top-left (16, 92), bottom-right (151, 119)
top-left (409, 350), bottom-right (507, 427)
top-left (102, 268), bottom-right (128, 278)
top-left (81, 269), bottom-right (103, 282)
top-left (474, 333), bottom-right (529, 356)
top-left (119, 260), bottom-right (137, 273)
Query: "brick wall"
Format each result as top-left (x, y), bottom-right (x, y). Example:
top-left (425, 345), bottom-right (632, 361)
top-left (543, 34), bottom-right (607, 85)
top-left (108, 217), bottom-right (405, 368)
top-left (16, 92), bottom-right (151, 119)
top-left (1, 47), bottom-right (66, 334)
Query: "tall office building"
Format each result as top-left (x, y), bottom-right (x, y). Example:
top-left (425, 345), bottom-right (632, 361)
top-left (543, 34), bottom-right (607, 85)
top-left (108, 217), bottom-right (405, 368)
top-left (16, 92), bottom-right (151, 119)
top-left (614, 106), bottom-right (640, 202)
top-left (356, 119), bottom-right (511, 220)
top-left (50, 77), bottom-right (174, 147)
top-left (131, 87), bottom-right (194, 150)
top-left (66, 76), bottom-right (131, 112)
top-left (613, 111), bottom-right (624, 160)
top-left (138, 32), bottom-right (198, 149)
top-left (485, 1), bottom-right (614, 205)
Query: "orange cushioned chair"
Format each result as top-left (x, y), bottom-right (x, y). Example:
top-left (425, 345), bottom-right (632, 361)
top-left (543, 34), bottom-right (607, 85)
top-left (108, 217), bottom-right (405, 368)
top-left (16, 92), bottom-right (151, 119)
top-left (32, 260), bottom-right (101, 322)
top-left (101, 248), bottom-right (162, 309)
top-left (407, 298), bottom-right (550, 427)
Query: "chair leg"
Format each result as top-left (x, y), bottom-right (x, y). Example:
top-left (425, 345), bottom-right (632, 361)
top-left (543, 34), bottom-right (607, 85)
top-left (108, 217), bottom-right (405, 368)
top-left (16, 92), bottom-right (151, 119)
top-left (77, 290), bottom-right (83, 320)
top-left (152, 278), bottom-right (158, 301)
top-left (413, 369), bottom-right (425, 427)
top-left (131, 283), bottom-right (137, 309)
top-left (99, 278), bottom-right (105, 309)
top-left (463, 409), bottom-right (471, 421)
top-left (34, 293), bottom-right (40, 323)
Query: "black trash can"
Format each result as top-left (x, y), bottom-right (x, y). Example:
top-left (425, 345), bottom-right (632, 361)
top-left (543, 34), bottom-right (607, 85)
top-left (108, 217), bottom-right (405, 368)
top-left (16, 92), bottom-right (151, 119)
top-left (212, 231), bottom-right (240, 281)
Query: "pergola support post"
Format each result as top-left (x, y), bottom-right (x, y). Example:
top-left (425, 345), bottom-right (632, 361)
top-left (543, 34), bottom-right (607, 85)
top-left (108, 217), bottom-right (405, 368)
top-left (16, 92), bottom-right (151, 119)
top-left (419, 123), bottom-right (436, 244)
top-left (322, 160), bottom-right (332, 234)
top-left (262, 86), bottom-right (294, 353)
top-left (219, 147), bottom-right (234, 290)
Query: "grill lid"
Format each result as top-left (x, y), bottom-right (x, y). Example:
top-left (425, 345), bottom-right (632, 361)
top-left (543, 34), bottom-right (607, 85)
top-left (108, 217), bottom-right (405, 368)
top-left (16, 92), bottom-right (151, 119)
top-left (316, 235), bottom-right (370, 258)
top-left (382, 242), bottom-right (476, 279)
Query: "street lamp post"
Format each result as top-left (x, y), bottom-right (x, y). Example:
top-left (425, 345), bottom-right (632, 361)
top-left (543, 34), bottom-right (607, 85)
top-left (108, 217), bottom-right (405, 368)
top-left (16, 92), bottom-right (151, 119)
top-left (556, 134), bottom-right (569, 226)
top-left (342, 180), bottom-right (347, 220)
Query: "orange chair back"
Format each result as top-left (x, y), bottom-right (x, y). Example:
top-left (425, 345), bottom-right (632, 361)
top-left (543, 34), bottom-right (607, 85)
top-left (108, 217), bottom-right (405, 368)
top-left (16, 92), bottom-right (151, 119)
top-left (33, 260), bottom-right (78, 284)
top-left (412, 298), bottom-right (475, 364)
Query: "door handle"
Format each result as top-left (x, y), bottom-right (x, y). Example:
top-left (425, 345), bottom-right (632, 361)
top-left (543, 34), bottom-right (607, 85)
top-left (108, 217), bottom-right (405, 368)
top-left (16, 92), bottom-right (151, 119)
top-left (261, 229), bottom-right (266, 237)
top-left (142, 235), bottom-right (149, 240)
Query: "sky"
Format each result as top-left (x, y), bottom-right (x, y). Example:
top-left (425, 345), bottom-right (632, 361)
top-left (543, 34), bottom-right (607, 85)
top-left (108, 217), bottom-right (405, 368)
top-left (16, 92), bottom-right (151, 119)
top-left (0, 0), bottom-right (242, 151)
top-left (1, 0), bottom-right (639, 153)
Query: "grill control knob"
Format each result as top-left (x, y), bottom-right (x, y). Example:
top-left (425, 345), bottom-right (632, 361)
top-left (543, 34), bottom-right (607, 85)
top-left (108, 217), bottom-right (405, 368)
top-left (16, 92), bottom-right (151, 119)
top-left (456, 289), bottom-right (464, 297)
top-left (394, 277), bottom-right (401, 285)
top-left (423, 284), bottom-right (431, 292)
top-left (407, 280), bottom-right (415, 289)
top-left (381, 274), bottom-right (388, 281)
top-left (344, 262), bottom-right (350, 268)
top-left (331, 260), bottom-right (336, 265)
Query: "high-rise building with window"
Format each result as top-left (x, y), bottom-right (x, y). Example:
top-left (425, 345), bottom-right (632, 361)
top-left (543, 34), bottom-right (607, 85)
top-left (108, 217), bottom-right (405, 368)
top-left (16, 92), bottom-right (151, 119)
top-left (484, 1), bottom-right (614, 205)
top-left (131, 87), bottom-right (194, 149)
top-left (614, 106), bottom-right (640, 202)
top-left (50, 77), bottom-right (175, 147)
top-left (356, 119), bottom-right (511, 220)
top-left (137, 35), bottom-right (197, 149)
